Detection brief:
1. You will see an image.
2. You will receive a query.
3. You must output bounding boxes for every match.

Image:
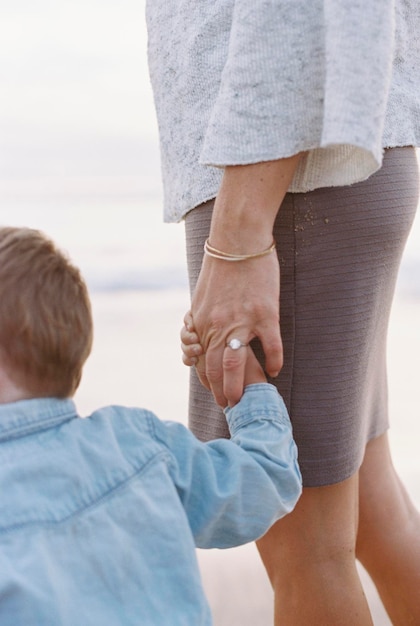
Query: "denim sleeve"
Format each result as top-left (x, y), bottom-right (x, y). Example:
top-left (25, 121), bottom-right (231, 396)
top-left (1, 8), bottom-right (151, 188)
top-left (152, 383), bottom-right (302, 549)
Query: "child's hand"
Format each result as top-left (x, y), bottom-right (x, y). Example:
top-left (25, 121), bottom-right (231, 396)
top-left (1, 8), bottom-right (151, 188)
top-left (181, 312), bottom-right (267, 405)
top-left (181, 311), bottom-right (211, 391)
top-left (243, 345), bottom-right (267, 387)
top-left (180, 311), bottom-right (204, 367)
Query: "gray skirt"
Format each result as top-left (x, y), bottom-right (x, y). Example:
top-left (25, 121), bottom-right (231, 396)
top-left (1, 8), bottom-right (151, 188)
top-left (185, 147), bottom-right (419, 487)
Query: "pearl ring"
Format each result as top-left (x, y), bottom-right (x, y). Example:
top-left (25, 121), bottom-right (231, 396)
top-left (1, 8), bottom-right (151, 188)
top-left (226, 338), bottom-right (248, 350)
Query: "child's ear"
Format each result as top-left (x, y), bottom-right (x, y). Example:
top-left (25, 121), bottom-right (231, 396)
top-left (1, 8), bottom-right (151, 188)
top-left (0, 364), bottom-right (31, 404)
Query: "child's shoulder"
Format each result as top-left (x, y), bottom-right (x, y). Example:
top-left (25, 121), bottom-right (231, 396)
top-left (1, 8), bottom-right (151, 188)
top-left (86, 404), bottom-right (159, 439)
top-left (78, 405), bottom-right (192, 466)
top-left (76, 405), bottom-right (166, 463)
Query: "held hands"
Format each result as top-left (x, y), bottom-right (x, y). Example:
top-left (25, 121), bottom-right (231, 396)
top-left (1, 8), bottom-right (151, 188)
top-left (181, 312), bottom-right (267, 406)
top-left (184, 156), bottom-right (300, 408)
top-left (189, 245), bottom-right (282, 407)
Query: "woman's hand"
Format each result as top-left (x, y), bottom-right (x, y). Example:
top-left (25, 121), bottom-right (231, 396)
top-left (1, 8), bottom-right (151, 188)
top-left (181, 312), bottom-right (267, 404)
top-left (188, 155), bottom-right (301, 407)
top-left (191, 248), bottom-right (281, 406)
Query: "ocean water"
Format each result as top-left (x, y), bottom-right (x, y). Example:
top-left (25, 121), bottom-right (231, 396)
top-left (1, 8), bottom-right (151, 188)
top-left (4, 194), bottom-right (420, 299)
top-left (1, 0), bottom-right (419, 300)
top-left (4, 198), bottom-right (189, 293)
top-left (1, 0), bottom-right (419, 299)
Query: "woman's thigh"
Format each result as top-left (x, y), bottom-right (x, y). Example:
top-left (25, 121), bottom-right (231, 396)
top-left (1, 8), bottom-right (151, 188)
top-left (185, 147), bottom-right (419, 485)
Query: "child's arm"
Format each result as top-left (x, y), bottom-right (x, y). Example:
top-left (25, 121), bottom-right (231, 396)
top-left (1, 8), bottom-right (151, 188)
top-left (151, 386), bottom-right (301, 549)
top-left (150, 328), bottom-right (302, 548)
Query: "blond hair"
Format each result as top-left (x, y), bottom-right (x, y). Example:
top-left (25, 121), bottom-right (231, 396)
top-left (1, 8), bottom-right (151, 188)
top-left (0, 227), bottom-right (93, 398)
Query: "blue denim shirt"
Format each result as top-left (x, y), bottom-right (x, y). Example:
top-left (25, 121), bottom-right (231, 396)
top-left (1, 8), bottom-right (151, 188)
top-left (0, 383), bottom-right (301, 625)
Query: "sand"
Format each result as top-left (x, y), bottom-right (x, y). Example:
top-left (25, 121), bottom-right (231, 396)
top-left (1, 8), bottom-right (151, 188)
top-left (74, 287), bottom-right (420, 626)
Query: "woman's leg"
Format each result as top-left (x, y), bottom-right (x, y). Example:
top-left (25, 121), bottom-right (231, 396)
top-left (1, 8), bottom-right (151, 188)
top-left (256, 474), bottom-right (373, 625)
top-left (357, 433), bottom-right (420, 625)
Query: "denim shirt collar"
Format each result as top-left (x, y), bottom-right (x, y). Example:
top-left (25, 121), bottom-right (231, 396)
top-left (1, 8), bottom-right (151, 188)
top-left (0, 397), bottom-right (77, 442)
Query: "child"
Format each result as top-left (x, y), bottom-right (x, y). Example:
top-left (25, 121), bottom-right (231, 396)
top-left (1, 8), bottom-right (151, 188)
top-left (0, 226), bottom-right (301, 626)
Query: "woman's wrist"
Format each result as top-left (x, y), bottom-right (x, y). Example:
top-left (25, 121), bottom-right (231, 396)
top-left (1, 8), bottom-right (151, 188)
top-left (209, 200), bottom-right (275, 252)
top-left (209, 154), bottom-right (302, 253)
top-left (204, 237), bottom-right (276, 261)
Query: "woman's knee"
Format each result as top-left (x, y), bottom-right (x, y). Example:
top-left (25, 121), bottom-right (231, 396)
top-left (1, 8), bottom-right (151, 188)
top-left (257, 475), bottom-right (360, 583)
top-left (357, 433), bottom-right (420, 564)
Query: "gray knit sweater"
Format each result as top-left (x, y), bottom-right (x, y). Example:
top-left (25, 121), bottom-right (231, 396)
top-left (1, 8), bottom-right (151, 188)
top-left (146, 0), bottom-right (420, 223)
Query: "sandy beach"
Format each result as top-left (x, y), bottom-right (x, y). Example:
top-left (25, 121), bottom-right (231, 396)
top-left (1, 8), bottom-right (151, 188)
top-left (74, 286), bottom-right (420, 626)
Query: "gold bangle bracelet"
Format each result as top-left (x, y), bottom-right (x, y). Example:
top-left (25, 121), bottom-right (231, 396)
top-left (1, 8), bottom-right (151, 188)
top-left (204, 238), bottom-right (276, 261)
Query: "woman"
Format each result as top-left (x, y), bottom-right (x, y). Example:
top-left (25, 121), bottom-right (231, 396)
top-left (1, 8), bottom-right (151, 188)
top-left (146, 1), bottom-right (420, 623)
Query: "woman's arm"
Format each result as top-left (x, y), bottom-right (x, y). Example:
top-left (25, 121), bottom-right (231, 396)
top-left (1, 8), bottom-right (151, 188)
top-left (191, 154), bottom-right (301, 407)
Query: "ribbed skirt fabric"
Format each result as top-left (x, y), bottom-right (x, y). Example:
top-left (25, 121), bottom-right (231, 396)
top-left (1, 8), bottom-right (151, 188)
top-left (185, 147), bottom-right (419, 487)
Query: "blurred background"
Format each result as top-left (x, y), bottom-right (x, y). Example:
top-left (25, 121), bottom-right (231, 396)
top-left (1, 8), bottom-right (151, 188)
top-left (1, 2), bottom-right (419, 624)
top-left (1, 1), bottom-right (418, 296)
top-left (0, 0), bottom-right (186, 292)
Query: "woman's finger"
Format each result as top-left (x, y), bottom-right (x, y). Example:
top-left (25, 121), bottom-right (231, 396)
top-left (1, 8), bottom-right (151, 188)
top-left (222, 339), bottom-right (248, 407)
top-left (203, 341), bottom-right (228, 407)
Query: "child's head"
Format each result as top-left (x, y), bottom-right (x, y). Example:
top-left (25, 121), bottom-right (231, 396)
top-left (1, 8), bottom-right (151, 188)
top-left (0, 227), bottom-right (93, 399)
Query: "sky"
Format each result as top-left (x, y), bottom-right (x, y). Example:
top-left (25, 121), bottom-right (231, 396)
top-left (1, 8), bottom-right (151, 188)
top-left (0, 0), bottom-right (159, 200)
top-left (0, 1), bottom-right (419, 272)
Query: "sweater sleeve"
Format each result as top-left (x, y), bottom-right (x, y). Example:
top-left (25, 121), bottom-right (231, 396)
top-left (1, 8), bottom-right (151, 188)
top-left (151, 384), bottom-right (302, 549)
top-left (200, 0), bottom-right (396, 190)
